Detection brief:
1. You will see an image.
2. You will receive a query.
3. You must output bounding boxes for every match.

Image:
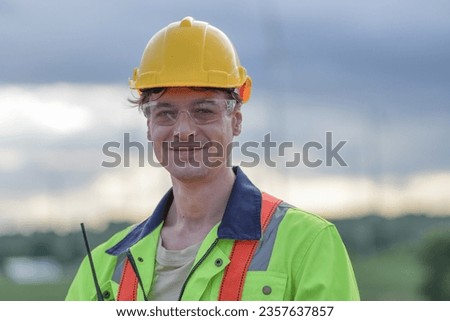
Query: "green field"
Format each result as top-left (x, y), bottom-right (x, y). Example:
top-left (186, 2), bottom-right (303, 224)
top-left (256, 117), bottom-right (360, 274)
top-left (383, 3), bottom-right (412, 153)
top-left (0, 277), bottom-right (73, 301)
top-left (351, 243), bottom-right (425, 300)
top-left (0, 243), bottom-right (425, 301)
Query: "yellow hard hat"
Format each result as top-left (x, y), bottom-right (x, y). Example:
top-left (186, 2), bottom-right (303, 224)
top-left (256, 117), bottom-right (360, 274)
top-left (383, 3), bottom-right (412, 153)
top-left (129, 17), bottom-right (252, 103)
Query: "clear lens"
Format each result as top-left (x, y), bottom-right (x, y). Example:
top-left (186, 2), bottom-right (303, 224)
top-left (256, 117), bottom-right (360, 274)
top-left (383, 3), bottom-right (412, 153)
top-left (142, 99), bottom-right (236, 126)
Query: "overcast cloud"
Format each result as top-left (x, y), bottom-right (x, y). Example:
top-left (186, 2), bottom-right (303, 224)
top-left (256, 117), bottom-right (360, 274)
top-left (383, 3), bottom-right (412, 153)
top-left (1, 0), bottom-right (449, 233)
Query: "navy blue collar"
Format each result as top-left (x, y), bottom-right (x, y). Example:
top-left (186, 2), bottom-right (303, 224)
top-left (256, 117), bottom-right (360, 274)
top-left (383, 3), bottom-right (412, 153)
top-left (106, 167), bottom-right (262, 256)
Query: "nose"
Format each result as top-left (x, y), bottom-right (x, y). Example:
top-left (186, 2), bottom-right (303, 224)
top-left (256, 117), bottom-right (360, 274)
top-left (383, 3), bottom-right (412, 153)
top-left (172, 111), bottom-right (196, 140)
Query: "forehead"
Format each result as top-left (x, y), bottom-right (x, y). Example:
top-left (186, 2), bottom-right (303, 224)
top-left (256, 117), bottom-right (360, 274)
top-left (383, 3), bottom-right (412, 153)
top-left (155, 87), bottom-right (229, 103)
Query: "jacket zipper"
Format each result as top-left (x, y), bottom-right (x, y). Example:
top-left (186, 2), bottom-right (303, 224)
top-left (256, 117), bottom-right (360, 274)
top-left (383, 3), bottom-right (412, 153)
top-left (126, 250), bottom-right (149, 301)
top-left (177, 238), bottom-right (220, 301)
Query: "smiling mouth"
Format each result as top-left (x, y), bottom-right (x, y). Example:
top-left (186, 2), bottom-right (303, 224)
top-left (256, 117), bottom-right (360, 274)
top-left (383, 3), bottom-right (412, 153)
top-left (170, 147), bottom-right (203, 152)
top-left (169, 140), bottom-right (204, 150)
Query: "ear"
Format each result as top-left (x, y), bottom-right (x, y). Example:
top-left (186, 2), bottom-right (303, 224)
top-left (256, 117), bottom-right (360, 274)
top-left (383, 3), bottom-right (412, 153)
top-left (146, 118), bottom-right (152, 141)
top-left (232, 109), bottom-right (242, 136)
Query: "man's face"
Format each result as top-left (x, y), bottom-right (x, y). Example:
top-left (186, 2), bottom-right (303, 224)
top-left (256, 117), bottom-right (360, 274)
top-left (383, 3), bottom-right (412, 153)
top-left (146, 87), bottom-right (242, 182)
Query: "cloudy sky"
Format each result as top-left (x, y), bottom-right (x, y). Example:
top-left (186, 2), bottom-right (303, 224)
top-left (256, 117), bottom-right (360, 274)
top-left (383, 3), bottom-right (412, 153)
top-left (1, 0), bottom-right (449, 234)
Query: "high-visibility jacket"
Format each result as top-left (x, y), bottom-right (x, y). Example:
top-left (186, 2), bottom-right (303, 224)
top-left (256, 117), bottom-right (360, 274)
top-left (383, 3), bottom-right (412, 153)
top-left (66, 167), bottom-right (360, 301)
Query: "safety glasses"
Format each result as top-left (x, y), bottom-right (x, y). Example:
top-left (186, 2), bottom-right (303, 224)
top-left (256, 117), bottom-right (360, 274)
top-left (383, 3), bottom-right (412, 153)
top-left (142, 99), bottom-right (237, 126)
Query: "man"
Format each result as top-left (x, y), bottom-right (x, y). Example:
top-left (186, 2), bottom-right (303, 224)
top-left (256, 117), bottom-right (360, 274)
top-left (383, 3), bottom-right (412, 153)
top-left (66, 17), bottom-right (359, 301)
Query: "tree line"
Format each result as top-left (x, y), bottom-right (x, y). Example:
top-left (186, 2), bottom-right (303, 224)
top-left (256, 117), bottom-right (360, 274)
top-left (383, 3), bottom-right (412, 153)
top-left (0, 214), bottom-right (449, 300)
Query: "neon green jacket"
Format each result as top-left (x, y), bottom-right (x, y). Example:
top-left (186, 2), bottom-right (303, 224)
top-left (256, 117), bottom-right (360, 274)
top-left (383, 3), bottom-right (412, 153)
top-left (66, 167), bottom-right (359, 301)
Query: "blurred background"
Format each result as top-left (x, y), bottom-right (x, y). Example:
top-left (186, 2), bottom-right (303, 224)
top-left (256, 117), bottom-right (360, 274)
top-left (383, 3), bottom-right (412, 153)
top-left (1, 0), bottom-right (449, 300)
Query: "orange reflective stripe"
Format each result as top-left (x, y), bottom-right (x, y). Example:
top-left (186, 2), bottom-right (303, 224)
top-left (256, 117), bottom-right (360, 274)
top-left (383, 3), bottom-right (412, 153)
top-left (218, 192), bottom-right (282, 301)
top-left (117, 258), bottom-right (139, 301)
top-left (218, 240), bottom-right (257, 301)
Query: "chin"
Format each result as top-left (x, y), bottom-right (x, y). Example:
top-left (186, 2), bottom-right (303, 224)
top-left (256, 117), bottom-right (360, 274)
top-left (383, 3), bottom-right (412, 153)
top-left (165, 164), bottom-right (212, 183)
top-left (158, 149), bottom-right (228, 182)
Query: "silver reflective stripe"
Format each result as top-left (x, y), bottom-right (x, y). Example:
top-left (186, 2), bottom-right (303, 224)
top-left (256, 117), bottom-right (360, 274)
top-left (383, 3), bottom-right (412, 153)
top-left (248, 202), bottom-right (292, 271)
top-left (112, 252), bottom-right (127, 284)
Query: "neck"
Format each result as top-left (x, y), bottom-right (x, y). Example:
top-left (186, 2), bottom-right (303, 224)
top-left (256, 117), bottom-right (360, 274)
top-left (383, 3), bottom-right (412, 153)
top-left (167, 167), bottom-right (236, 229)
top-left (160, 166), bottom-right (236, 250)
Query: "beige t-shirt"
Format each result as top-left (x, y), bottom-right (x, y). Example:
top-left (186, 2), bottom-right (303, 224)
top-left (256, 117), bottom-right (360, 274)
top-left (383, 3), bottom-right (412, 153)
top-left (149, 238), bottom-right (201, 301)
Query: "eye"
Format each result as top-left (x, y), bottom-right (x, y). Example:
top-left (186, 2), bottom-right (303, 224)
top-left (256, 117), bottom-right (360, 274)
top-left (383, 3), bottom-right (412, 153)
top-left (194, 102), bottom-right (219, 114)
top-left (154, 109), bottom-right (177, 118)
top-left (194, 107), bottom-right (214, 114)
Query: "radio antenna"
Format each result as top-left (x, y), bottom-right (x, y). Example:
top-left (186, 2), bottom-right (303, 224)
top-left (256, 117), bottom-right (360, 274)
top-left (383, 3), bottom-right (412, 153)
top-left (80, 223), bottom-right (104, 301)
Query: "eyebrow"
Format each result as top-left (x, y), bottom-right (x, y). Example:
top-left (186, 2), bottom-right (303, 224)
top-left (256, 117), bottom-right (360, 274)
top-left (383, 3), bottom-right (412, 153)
top-left (148, 102), bottom-right (175, 109)
top-left (149, 99), bottom-right (221, 109)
